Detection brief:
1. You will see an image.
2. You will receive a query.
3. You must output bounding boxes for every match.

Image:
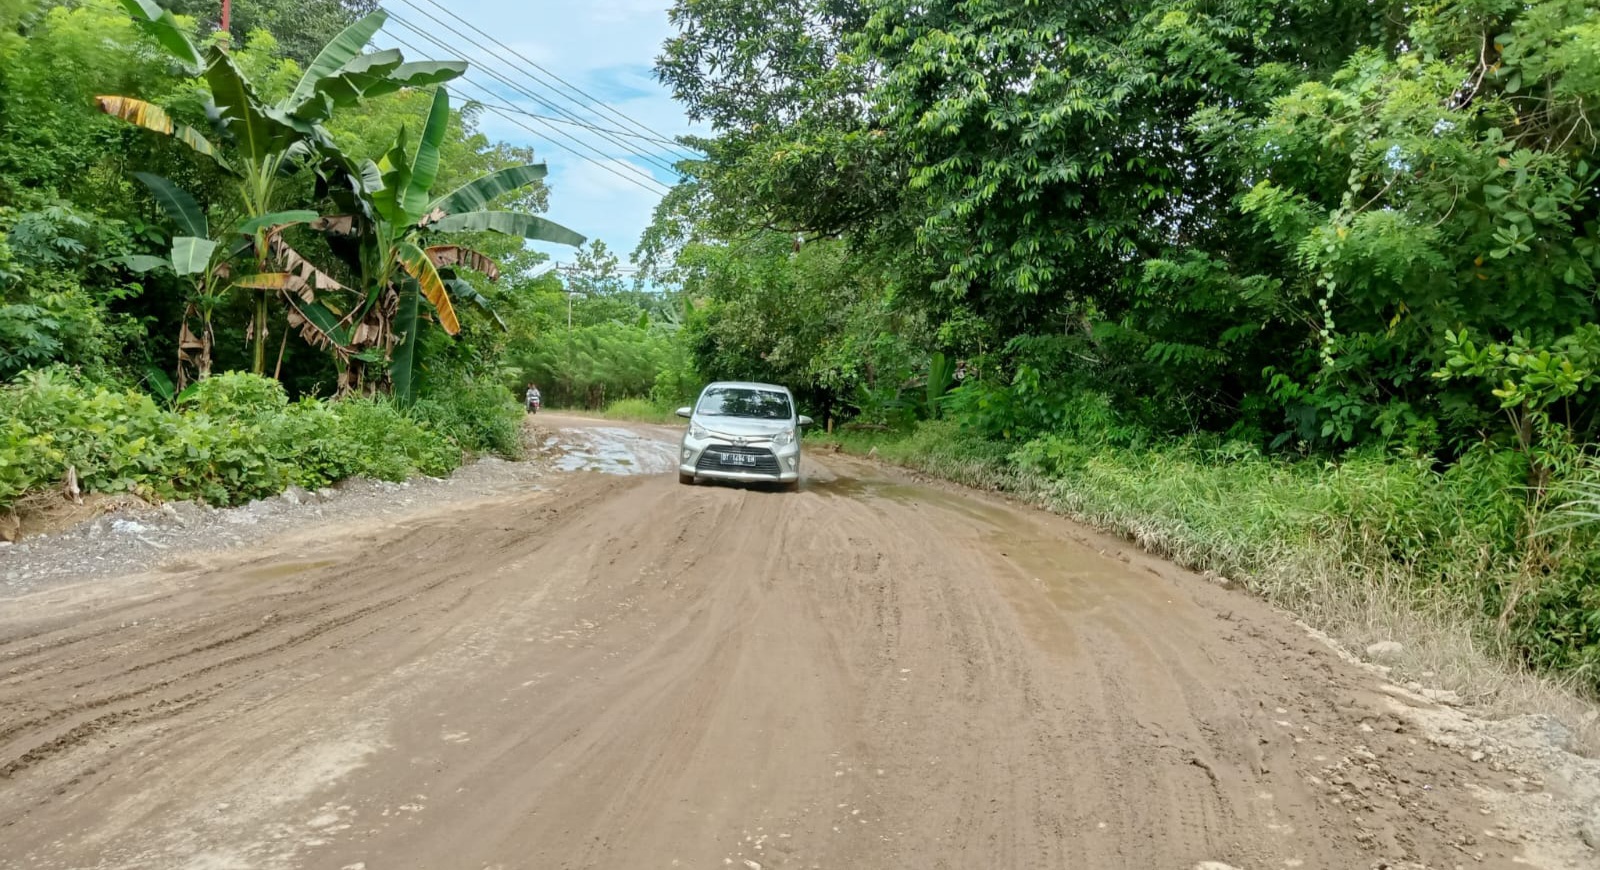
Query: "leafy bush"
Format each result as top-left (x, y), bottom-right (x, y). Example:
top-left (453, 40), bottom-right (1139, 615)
top-left (0, 370), bottom-right (466, 510)
top-left (410, 377), bottom-right (523, 458)
top-left (331, 398), bottom-right (459, 482)
top-left (178, 371), bottom-right (289, 417)
top-left (0, 367), bottom-right (175, 503)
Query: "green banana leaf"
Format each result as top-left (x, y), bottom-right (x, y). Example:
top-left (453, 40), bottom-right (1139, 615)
top-left (355, 61), bottom-right (467, 102)
top-left (390, 275), bottom-right (423, 406)
top-left (300, 49), bottom-right (405, 119)
top-left (121, 254), bottom-right (172, 273)
top-left (133, 172), bottom-right (208, 238)
top-left (235, 210), bottom-right (321, 236)
top-left (204, 49), bottom-right (300, 165)
top-left (428, 164), bottom-right (548, 217)
top-left (403, 88), bottom-right (451, 217)
top-left (170, 236), bottom-right (218, 276)
top-left (374, 127), bottom-right (413, 226)
top-left (428, 211), bottom-right (587, 246)
top-left (285, 10), bottom-right (389, 110)
top-left (446, 278), bottom-right (508, 331)
top-left (119, 0), bottom-right (202, 74)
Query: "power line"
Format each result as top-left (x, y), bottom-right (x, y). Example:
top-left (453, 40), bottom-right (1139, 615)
top-left (397, 0), bottom-right (700, 162)
top-left (385, 18), bottom-right (678, 184)
top-left (383, 6), bottom-right (684, 177)
top-left (384, 30), bottom-right (673, 197)
top-left (459, 89), bottom-right (684, 150)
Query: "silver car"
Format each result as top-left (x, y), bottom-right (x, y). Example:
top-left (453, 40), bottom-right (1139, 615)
top-left (676, 382), bottom-right (813, 490)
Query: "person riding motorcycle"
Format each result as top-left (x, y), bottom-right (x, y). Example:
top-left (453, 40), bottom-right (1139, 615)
top-left (525, 383), bottom-right (542, 413)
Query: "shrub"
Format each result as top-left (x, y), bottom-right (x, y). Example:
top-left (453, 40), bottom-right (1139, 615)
top-left (331, 398), bottom-right (459, 482)
top-left (0, 370), bottom-right (467, 511)
top-left (0, 367), bottom-right (176, 502)
top-left (410, 378), bottom-right (522, 458)
top-left (178, 371), bottom-right (289, 417)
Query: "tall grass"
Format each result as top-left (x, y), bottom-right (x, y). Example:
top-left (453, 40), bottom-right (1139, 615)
top-left (594, 398), bottom-right (686, 425)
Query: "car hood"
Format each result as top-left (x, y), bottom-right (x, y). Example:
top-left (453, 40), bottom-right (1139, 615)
top-left (694, 416), bottom-right (793, 438)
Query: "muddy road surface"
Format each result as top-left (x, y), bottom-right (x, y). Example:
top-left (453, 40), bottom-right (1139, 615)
top-left (0, 416), bottom-right (1544, 868)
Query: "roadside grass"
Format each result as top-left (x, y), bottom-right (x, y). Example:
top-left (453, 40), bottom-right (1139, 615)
top-left (809, 421), bottom-right (1600, 751)
top-left (591, 398), bottom-right (686, 425)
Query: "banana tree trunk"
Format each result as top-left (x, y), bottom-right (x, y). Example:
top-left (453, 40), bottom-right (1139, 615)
top-left (390, 276), bottom-right (422, 406)
top-left (251, 292), bottom-right (267, 375)
top-left (176, 303), bottom-right (211, 390)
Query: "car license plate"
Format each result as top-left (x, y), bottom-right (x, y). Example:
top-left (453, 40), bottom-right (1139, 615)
top-left (719, 453), bottom-right (757, 467)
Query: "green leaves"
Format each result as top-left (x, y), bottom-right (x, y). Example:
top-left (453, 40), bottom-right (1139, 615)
top-left (428, 164), bottom-right (549, 217)
top-left (282, 10), bottom-right (463, 124)
top-left (169, 236), bottom-right (217, 276)
top-left (118, 0), bottom-right (202, 74)
top-left (356, 60), bottom-right (467, 101)
top-left (374, 126), bottom-right (414, 225)
top-left (205, 48), bottom-right (301, 165)
top-left (389, 274), bottom-right (424, 404)
top-left (235, 211), bottom-right (321, 237)
top-left (405, 87), bottom-right (452, 217)
top-left (286, 10), bottom-right (390, 110)
top-left (429, 211), bottom-right (587, 246)
top-left (134, 172), bottom-right (208, 238)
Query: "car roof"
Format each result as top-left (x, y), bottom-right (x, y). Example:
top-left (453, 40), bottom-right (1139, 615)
top-left (703, 381), bottom-right (790, 393)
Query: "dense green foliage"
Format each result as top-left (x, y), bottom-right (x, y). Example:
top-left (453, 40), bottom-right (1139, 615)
top-left (0, 0), bottom-right (606, 511)
top-left (640, 0), bottom-right (1600, 685)
top-left (650, 0), bottom-right (1600, 451)
top-left (1, 370), bottom-right (460, 507)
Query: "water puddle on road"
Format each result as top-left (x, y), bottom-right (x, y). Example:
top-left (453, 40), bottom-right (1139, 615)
top-left (551, 427), bottom-right (677, 476)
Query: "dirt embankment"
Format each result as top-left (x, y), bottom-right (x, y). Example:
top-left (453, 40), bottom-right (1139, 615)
top-left (0, 415), bottom-right (1595, 869)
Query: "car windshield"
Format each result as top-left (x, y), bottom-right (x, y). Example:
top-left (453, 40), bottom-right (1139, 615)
top-left (697, 387), bottom-right (792, 420)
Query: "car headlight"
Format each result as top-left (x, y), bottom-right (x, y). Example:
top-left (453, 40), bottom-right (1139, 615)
top-left (770, 428), bottom-right (795, 447)
top-left (690, 421), bottom-right (711, 440)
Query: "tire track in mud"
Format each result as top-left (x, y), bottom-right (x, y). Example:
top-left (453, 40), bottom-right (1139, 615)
top-left (0, 421), bottom-right (1542, 869)
top-left (0, 476), bottom-right (626, 787)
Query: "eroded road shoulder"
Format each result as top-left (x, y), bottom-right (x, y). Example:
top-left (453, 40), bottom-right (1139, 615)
top-left (0, 415), bottom-right (1575, 869)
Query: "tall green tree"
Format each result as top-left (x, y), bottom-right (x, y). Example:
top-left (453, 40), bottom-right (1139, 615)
top-left (164, 0), bottom-right (378, 64)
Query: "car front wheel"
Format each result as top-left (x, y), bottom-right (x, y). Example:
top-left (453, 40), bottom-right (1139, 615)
top-left (679, 472), bottom-right (695, 485)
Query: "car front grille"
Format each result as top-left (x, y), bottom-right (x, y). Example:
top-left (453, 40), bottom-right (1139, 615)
top-left (696, 444), bottom-right (781, 476)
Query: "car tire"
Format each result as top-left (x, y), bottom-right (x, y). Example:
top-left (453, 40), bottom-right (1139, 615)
top-left (679, 472), bottom-right (696, 485)
top-left (780, 480), bottom-right (800, 493)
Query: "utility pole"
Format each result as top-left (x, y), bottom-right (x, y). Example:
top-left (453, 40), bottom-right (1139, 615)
top-left (221, 0), bottom-right (230, 32)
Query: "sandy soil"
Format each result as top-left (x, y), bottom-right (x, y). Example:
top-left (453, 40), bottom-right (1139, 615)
top-left (0, 414), bottom-right (1590, 869)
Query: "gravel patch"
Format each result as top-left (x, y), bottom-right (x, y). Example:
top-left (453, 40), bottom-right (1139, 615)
top-left (0, 454), bottom-right (553, 597)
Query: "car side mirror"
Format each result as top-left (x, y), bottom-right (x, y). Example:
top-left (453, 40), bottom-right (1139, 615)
top-left (676, 407), bottom-right (693, 418)
top-left (797, 415), bottom-right (814, 427)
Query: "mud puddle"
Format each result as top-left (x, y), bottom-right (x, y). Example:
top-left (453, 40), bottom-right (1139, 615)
top-left (547, 425), bottom-right (678, 475)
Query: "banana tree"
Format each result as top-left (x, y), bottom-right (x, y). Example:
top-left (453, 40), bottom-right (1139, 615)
top-left (120, 173), bottom-right (317, 386)
top-left (98, 0), bottom-right (464, 374)
top-left (308, 86), bottom-right (586, 401)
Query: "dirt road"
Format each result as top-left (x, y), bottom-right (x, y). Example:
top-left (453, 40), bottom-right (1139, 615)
top-left (0, 416), bottom-right (1546, 868)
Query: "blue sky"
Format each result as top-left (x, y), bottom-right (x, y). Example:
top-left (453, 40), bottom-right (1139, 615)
top-left (373, 0), bottom-right (703, 268)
